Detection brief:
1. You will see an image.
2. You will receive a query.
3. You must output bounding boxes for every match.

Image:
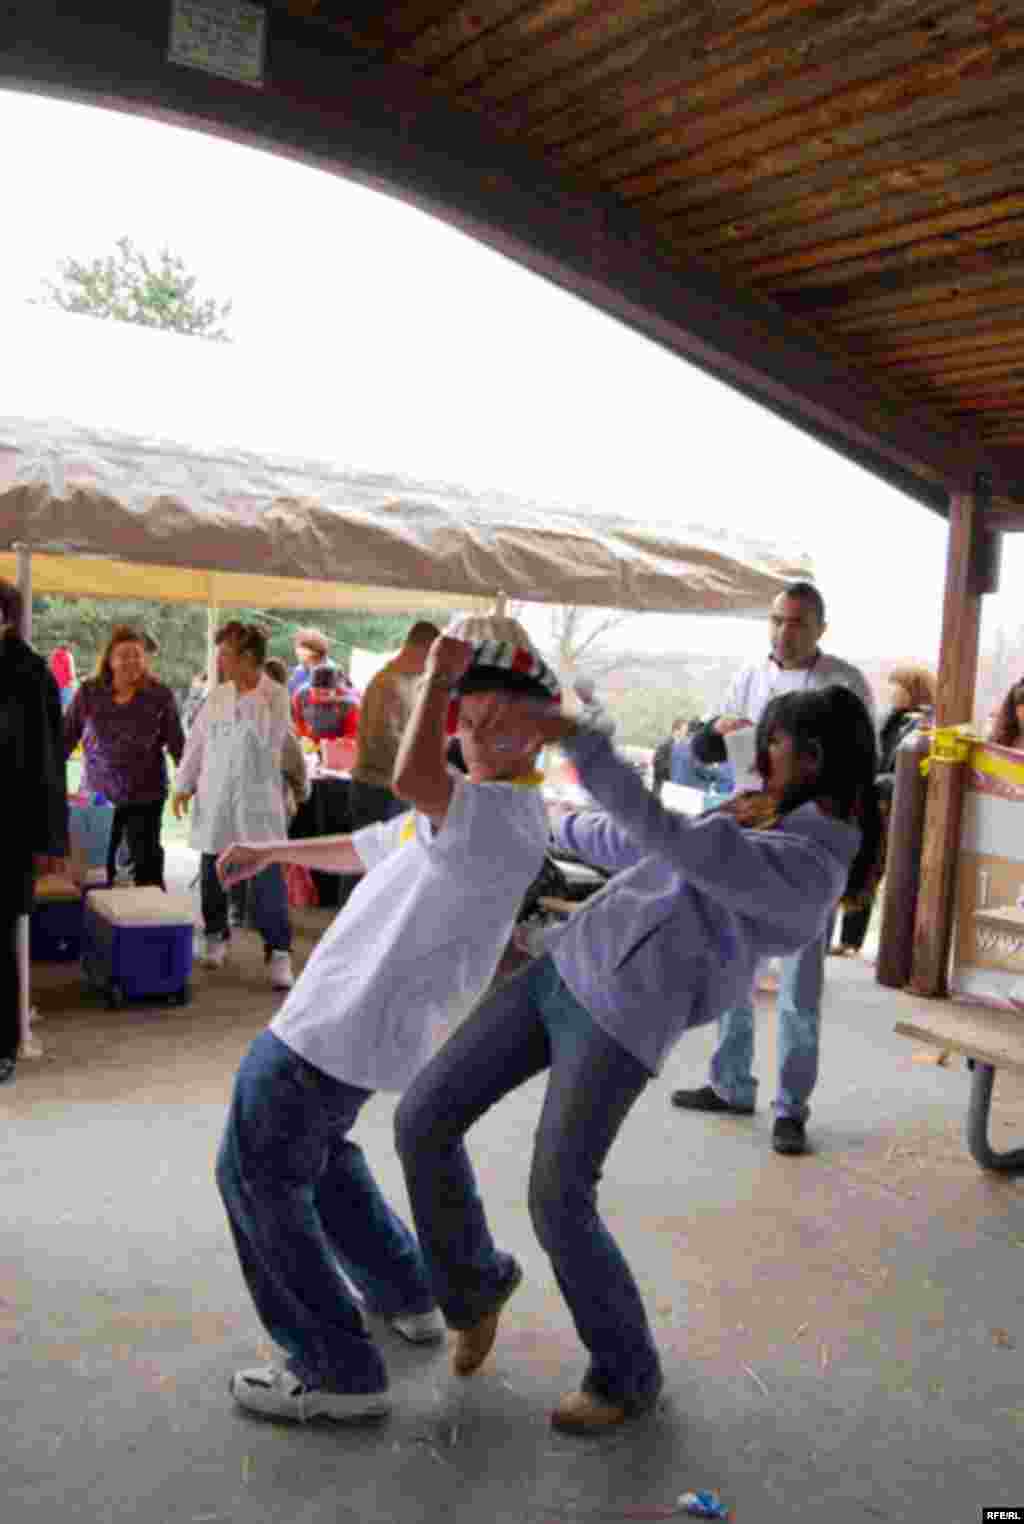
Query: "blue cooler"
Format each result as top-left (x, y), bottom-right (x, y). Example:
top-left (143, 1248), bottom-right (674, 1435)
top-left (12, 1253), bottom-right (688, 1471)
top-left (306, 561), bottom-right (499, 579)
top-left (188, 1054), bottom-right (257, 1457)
top-left (82, 888), bottom-right (194, 1008)
top-left (30, 876), bottom-right (84, 963)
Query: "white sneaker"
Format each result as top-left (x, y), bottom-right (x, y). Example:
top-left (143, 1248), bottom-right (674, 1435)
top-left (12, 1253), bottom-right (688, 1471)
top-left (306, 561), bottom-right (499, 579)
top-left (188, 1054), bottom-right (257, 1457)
top-left (200, 936), bottom-right (228, 969)
top-left (269, 950), bottom-right (294, 990)
top-left (229, 1365), bottom-right (390, 1423)
top-left (390, 1308), bottom-right (446, 1345)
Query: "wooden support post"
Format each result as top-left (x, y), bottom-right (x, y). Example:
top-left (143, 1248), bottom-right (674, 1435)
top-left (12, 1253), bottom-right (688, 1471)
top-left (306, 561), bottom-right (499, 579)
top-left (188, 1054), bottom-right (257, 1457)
top-left (14, 544), bottom-right (33, 1055)
top-left (909, 474), bottom-right (992, 997)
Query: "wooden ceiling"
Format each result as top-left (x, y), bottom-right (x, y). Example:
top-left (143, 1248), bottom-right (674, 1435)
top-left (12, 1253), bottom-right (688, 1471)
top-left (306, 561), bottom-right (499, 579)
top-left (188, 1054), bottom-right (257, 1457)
top-left (286, 0), bottom-right (1024, 516)
top-left (6, 0), bottom-right (1024, 522)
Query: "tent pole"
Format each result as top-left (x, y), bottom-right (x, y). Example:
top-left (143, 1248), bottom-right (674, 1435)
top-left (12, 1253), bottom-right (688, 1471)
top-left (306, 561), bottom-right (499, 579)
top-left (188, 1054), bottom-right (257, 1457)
top-left (14, 544), bottom-right (33, 1056)
top-left (207, 603), bottom-right (219, 693)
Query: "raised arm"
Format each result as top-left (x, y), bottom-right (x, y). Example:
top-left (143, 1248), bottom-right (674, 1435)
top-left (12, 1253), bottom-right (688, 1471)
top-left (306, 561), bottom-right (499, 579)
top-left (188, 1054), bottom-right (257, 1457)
top-left (552, 807), bottom-right (647, 875)
top-left (492, 700), bottom-right (848, 935)
top-left (392, 635), bottom-right (473, 826)
top-left (563, 727), bottom-right (847, 934)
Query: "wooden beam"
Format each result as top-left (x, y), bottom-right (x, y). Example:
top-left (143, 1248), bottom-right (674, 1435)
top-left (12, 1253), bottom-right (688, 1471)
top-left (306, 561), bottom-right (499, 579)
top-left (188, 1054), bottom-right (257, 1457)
top-left (0, 0), bottom-right (1012, 518)
top-left (909, 474), bottom-right (991, 997)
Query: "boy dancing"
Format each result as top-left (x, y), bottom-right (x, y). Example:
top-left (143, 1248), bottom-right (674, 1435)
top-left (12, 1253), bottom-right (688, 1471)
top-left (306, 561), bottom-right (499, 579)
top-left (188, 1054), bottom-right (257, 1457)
top-left (214, 634), bottom-right (557, 1422)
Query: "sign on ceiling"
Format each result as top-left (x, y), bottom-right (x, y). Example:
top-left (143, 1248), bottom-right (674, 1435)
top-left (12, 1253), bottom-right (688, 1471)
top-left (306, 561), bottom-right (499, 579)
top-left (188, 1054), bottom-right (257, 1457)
top-left (168, 0), bottom-right (267, 88)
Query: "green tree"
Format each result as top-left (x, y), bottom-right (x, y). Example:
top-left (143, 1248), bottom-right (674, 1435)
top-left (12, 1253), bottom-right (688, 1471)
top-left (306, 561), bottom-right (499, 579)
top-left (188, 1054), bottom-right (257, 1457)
top-left (36, 236), bottom-right (232, 341)
top-left (31, 597), bottom-right (451, 700)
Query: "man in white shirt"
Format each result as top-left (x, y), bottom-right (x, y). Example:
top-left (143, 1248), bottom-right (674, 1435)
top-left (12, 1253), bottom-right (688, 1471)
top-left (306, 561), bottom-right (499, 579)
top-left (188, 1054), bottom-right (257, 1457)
top-left (172, 621), bottom-right (295, 990)
top-left (672, 582), bottom-right (874, 1156)
top-left (211, 635), bottom-right (555, 1425)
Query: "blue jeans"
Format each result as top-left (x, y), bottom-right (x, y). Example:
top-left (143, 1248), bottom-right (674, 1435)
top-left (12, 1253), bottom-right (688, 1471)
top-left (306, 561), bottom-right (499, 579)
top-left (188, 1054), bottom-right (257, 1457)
top-left (200, 853), bottom-right (291, 953)
top-left (215, 1030), bottom-right (436, 1393)
top-left (394, 954), bottom-right (662, 1413)
top-left (709, 917), bottom-right (834, 1121)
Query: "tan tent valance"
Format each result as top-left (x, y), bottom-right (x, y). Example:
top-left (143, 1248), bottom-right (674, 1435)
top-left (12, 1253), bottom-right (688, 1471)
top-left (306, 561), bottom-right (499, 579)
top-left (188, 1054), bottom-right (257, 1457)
top-left (0, 416), bottom-right (811, 614)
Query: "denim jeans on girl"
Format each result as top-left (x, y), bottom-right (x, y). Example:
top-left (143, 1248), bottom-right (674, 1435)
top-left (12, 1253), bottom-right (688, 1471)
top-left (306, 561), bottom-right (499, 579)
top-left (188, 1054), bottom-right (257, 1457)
top-left (395, 953), bottom-right (662, 1414)
top-left (709, 916), bottom-right (834, 1121)
top-left (200, 853), bottom-right (291, 953)
top-left (216, 1029), bottom-right (436, 1393)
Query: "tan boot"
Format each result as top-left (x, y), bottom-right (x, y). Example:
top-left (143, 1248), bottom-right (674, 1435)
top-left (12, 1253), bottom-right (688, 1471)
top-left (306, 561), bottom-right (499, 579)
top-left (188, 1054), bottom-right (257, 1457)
top-left (451, 1263), bottom-right (522, 1377)
top-left (453, 1306), bottom-right (504, 1376)
top-left (550, 1389), bottom-right (628, 1434)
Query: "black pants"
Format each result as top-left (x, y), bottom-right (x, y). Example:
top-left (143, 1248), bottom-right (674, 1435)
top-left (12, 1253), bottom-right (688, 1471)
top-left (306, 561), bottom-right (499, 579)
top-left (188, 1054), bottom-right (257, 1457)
top-left (839, 899), bottom-right (873, 952)
top-left (1, 910), bottom-right (19, 1063)
top-left (106, 800), bottom-right (166, 890)
top-left (348, 779), bottom-right (407, 830)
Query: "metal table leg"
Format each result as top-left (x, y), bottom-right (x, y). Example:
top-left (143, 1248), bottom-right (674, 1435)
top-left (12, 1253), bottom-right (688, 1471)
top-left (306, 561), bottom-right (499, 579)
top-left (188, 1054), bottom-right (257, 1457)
top-left (966, 1059), bottom-right (1024, 1173)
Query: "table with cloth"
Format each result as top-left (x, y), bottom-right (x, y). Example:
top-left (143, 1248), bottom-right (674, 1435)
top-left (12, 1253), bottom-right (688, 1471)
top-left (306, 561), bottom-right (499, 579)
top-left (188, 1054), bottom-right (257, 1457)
top-left (288, 772), bottom-right (359, 910)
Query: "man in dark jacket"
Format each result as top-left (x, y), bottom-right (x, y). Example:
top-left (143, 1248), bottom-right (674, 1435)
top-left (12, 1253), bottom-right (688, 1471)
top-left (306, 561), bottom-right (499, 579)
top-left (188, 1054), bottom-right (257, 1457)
top-left (0, 580), bottom-right (68, 1084)
top-left (652, 716), bottom-right (687, 797)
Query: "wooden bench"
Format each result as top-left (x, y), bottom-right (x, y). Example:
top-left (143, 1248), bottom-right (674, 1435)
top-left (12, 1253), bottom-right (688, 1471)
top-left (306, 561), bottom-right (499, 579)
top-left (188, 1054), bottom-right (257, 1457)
top-left (895, 1002), bottom-right (1024, 1173)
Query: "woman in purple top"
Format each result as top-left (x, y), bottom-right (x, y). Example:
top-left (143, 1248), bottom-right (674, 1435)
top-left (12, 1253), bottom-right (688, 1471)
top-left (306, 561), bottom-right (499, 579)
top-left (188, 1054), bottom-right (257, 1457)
top-left (63, 625), bottom-right (185, 889)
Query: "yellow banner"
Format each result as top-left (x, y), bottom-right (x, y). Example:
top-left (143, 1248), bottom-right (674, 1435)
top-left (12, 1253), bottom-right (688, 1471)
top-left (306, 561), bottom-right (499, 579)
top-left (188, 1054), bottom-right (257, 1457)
top-left (920, 724), bottom-right (972, 775)
top-left (920, 729), bottom-right (1024, 787)
top-left (969, 742), bottom-right (1024, 790)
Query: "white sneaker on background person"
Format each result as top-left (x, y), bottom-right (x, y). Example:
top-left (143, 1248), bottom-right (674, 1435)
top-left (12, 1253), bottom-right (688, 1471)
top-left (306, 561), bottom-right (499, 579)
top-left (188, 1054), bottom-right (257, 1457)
top-left (269, 950), bottom-right (294, 990)
top-left (199, 935), bottom-right (228, 969)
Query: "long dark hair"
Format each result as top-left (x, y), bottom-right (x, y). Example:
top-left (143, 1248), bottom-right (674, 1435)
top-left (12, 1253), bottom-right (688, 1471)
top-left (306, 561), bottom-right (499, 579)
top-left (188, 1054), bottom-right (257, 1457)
top-left (754, 686), bottom-right (882, 902)
top-left (992, 678), bottom-right (1024, 748)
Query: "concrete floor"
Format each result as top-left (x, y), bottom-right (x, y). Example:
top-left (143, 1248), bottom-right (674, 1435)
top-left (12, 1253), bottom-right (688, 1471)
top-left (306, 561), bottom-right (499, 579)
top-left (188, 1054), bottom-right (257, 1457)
top-left (4, 851), bottom-right (1024, 1523)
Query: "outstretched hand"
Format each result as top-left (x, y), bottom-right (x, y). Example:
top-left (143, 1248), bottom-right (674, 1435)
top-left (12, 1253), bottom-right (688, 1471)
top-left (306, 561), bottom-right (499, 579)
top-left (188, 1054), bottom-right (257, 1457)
top-left (217, 843), bottom-right (273, 888)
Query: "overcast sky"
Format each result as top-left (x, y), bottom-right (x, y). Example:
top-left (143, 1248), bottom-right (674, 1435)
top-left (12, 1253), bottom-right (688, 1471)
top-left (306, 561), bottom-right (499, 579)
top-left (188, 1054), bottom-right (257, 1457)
top-left (2, 85), bottom-right (1016, 666)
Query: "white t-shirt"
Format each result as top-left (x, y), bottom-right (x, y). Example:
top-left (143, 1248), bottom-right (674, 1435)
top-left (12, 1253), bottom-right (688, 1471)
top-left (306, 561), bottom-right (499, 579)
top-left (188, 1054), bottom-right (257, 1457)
top-left (271, 770), bottom-right (548, 1091)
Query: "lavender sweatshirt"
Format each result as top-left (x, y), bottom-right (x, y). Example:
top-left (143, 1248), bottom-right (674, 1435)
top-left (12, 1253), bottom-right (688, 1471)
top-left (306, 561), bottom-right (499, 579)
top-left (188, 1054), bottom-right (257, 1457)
top-left (544, 729), bottom-right (860, 1075)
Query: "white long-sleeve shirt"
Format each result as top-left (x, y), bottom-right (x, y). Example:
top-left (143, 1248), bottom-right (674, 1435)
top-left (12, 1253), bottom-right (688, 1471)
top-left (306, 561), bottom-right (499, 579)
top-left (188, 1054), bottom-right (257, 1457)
top-left (719, 651), bottom-right (875, 788)
top-left (175, 674), bottom-right (291, 853)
